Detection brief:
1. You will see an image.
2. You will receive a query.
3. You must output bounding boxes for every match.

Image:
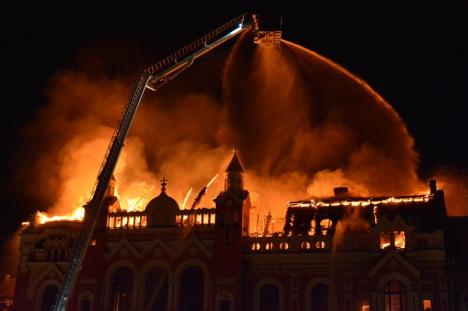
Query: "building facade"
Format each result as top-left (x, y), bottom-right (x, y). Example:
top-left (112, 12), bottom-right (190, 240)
top-left (12, 153), bottom-right (468, 311)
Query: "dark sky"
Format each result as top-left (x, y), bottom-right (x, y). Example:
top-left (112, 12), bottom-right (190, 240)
top-left (1, 2), bottom-right (467, 243)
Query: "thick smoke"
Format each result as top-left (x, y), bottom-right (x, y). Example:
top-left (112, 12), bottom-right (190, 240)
top-left (17, 34), bottom-right (429, 230)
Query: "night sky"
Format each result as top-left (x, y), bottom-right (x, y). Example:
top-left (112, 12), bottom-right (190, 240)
top-left (1, 2), bottom-right (467, 247)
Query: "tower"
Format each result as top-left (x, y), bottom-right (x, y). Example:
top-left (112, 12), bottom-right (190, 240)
top-left (213, 151), bottom-right (251, 310)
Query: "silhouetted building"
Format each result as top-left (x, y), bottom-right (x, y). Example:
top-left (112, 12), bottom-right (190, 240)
top-left (11, 152), bottom-right (468, 310)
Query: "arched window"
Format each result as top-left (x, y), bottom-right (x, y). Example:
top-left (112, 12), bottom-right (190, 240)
top-left (40, 284), bottom-right (58, 311)
top-left (180, 266), bottom-right (204, 311)
top-left (111, 267), bottom-right (134, 311)
top-left (259, 283), bottom-right (279, 311)
top-left (384, 280), bottom-right (407, 311)
top-left (80, 300), bottom-right (91, 311)
top-left (310, 283), bottom-right (328, 311)
top-left (142, 267), bottom-right (168, 311)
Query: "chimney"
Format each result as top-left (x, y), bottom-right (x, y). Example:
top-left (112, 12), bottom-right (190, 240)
top-left (429, 179), bottom-right (437, 194)
top-left (334, 186), bottom-right (349, 197)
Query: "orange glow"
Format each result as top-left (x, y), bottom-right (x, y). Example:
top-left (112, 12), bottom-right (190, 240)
top-left (36, 208), bottom-right (85, 224)
top-left (423, 299), bottom-right (432, 311)
top-left (181, 188), bottom-right (193, 210)
top-left (24, 37), bottom-right (432, 228)
top-left (206, 174), bottom-right (219, 188)
top-left (380, 231), bottom-right (391, 249)
top-left (394, 231), bottom-right (406, 249)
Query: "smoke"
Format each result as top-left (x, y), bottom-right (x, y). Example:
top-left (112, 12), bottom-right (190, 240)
top-left (433, 167), bottom-right (468, 216)
top-left (332, 207), bottom-right (370, 253)
top-left (16, 33), bottom-right (428, 229)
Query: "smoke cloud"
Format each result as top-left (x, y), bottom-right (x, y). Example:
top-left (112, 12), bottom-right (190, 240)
top-left (16, 33), bottom-right (429, 231)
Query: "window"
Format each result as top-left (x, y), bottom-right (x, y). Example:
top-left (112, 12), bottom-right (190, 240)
top-left (259, 284), bottom-right (279, 311)
top-left (301, 241), bottom-right (311, 250)
top-left (80, 300), bottom-right (91, 311)
top-left (394, 231), bottom-right (405, 249)
top-left (40, 284), bottom-right (58, 311)
top-left (220, 299), bottom-right (231, 311)
top-left (111, 267), bottom-right (133, 311)
top-left (251, 243), bottom-right (261, 251)
top-left (265, 242), bottom-right (274, 250)
top-left (380, 232), bottom-right (391, 249)
top-left (180, 266), bottom-right (204, 311)
top-left (316, 241), bottom-right (326, 249)
top-left (143, 267), bottom-right (168, 311)
top-left (361, 300), bottom-right (370, 311)
top-left (320, 219), bottom-right (333, 235)
top-left (380, 231), bottom-right (406, 250)
top-left (310, 283), bottom-right (328, 311)
top-left (384, 280), bottom-right (406, 311)
top-left (422, 299), bottom-right (432, 311)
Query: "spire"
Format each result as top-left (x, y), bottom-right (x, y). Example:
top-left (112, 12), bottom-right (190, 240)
top-left (160, 176), bottom-right (168, 194)
top-left (224, 150), bottom-right (245, 192)
top-left (226, 150), bottom-right (245, 173)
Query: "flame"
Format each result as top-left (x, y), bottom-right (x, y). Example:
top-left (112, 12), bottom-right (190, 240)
top-left (206, 174), bottom-right (219, 189)
top-left (181, 188), bottom-right (193, 210)
top-left (36, 207), bottom-right (85, 224)
top-left (20, 36), bottom-right (432, 228)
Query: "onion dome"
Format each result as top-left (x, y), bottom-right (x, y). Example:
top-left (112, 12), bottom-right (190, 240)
top-left (145, 177), bottom-right (180, 227)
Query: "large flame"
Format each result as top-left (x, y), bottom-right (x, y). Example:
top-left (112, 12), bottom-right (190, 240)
top-left (36, 207), bottom-right (85, 224)
top-left (18, 35), bottom-right (433, 226)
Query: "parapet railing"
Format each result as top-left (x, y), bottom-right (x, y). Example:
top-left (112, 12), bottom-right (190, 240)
top-left (106, 208), bottom-right (216, 229)
top-left (107, 211), bottom-right (148, 229)
top-left (176, 208), bottom-right (216, 227)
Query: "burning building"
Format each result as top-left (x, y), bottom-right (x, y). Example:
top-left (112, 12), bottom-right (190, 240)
top-left (10, 151), bottom-right (468, 311)
top-left (8, 13), bottom-right (468, 311)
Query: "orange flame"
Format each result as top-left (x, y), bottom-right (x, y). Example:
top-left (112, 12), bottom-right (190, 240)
top-left (36, 207), bottom-right (85, 224)
top-left (206, 174), bottom-right (219, 189)
top-left (181, 188), bottom-right (193, 210)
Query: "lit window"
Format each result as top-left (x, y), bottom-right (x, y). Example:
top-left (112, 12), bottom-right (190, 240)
top-left (309, 219), bottom-right (316, 236)
top-left (394, 231), bottom-right (406, 249)
top-left (301, 241), bottom-right (311, 250)
top-left (361, 300), bottom-right (370, 311)
top-left (265, 242), bottom-right (274, 250)
top-left (380, 231), bottom-right (391, 249)
top-left (251, 243), bottom-right (261, 251)
top-left (320, 219), bottom-right (333, 235)
top-left (422, 299), bottom-right (432, 311)
top-left (384, 280), bottom-right (407, 311)
top-left (279, 242), bottom-right (288, 250)
top-left (90, 239), bottom-right (97, 246)
top-left (316, 241), bottom-right (326, 249)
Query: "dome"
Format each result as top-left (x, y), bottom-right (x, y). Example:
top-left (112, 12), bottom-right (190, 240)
top-left (145, 192), bottom-right (179, 212)
top-left (145, 177), bottom-right (180, 227)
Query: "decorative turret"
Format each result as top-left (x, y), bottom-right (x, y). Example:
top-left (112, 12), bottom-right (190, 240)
top-left (225, 150), bottom-right (245, 192)
top-left (145, 177), bottom-right (180, 227)
top-left (213, 151), bottom-right (251, 309)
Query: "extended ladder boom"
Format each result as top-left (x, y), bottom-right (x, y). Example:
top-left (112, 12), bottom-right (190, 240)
top-left (52, 13), bottom-right (259, 311)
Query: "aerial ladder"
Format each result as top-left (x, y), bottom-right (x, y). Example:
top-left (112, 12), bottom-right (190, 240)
top-left (52, 13), bottom-right (281, 311)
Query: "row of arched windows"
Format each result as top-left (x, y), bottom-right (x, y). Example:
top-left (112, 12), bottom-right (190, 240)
top-left (110, 265), bottom-right (205, 311)
top-left (257, 280), bottom-right (409, 311)
top-left (38, 276), bottom-right (408, 311)
top-left (258, 282), bottom-right (328, 311)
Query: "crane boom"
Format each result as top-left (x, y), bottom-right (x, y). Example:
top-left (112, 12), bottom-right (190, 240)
top-left (53, 13), bottom-right (281, 311)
